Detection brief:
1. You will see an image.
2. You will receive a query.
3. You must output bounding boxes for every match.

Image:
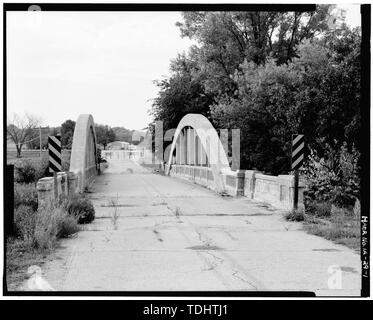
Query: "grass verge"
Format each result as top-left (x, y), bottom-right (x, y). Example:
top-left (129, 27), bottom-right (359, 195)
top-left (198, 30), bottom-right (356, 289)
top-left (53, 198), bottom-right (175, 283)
top-left (6, 200), bottom-right (84, 290)
top-left (5, 238), bottom-right (49, 291)
top-left (285, 202), bottom-right (360, 253)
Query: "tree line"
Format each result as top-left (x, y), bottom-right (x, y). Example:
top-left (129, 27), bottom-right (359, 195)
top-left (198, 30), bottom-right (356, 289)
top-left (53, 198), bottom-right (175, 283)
top-left (60, 120), bottom-right (141, 150)
top-left (7, 115), bottom-right (141, 157)
top-left (151, 6), bottom-right (361, 178)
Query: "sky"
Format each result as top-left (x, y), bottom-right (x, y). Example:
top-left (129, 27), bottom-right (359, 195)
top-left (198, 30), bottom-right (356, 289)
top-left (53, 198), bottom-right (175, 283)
top-left (7, 5), bottom-right (361, 131)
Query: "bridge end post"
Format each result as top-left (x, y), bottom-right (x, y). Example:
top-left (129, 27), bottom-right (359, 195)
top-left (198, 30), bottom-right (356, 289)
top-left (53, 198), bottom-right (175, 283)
top-left (36, 177), bottom-right (56, 208)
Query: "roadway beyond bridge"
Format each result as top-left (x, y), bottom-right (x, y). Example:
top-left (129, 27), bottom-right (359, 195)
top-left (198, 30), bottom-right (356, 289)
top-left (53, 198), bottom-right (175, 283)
top-left (28, 158), bottom-right (360, 295)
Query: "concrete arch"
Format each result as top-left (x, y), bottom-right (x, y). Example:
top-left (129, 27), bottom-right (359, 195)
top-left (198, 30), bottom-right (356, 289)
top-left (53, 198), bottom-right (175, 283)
top-left (165, 113), bottom-right (230, 193)
top-left (70, 114), bottom-right (98, 192)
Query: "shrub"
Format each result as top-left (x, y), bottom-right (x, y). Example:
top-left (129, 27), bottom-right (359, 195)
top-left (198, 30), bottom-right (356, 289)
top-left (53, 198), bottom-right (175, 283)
top-left (33, 206), bottom-right (60, 250)
top-left (302, 142), bottom-right (360, 207)
top-left (14, 158), bottom-right (49, 184)
top-left (285, 208), bottom-right (305, 221)
top-left (14, 183), bottom-right (38, 211)
top-left (35, 156), bottom-right (49, 181)
top-left (56, 212), bottom-right (80, 238)
top-left (305, 200), bottom-right (332, 217)
top-left (66, 195), bottom-right (95, 224)
top-left (15, 160), bottom-right (37, 183)
top-left (14, 205), bottom-right (36, 245)
top-left (33, 205), bottom-right (80, 250)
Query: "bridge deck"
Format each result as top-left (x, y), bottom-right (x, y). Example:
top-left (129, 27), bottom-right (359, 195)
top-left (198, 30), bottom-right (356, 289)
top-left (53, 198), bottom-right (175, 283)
top-left (28, 159), bottom-right (360, 295)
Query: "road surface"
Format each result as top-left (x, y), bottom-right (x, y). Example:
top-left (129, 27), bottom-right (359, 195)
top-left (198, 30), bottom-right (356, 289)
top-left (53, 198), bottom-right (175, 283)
top-left (20, 159), bottom-right (361, 295)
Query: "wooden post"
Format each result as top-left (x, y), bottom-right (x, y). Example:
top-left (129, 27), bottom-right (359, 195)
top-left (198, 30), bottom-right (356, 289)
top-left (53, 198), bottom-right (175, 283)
top-left (294, 169), bottom-right (299, 210)
top-left (291, 134), bottom-right (304, 210)
top-left (53, 172), bottom-right (58, 200)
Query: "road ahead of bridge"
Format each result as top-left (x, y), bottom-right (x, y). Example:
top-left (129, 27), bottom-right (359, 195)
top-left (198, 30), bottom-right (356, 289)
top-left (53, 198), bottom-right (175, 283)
top-left (25, 159), bottom-right (360, 295)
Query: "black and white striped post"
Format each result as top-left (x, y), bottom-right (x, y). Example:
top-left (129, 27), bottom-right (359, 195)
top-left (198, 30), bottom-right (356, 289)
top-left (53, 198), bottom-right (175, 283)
top-left (48, 135), bottom-right (62, 173)
top-left (291, 134), bottom-right (305, 210)
top-left (48, 135), bottom-right (62, 199)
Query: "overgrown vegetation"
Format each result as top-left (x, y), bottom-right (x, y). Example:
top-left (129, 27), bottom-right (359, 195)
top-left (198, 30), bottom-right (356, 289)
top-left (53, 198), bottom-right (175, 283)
top-left (14, 158), bottom-right (49, 184)
top-left (108, 195), bottom-right (120, 230)
top-left (7, 201), bottom-right (81, 289)
top-left (13, 152), bottom-right (71, 183)
top-left (65, 194), bottom-right (95, 224)
top-left (304, 201), bottom-right (360, 251)
top-left (12, 200), bottom-right (82, 249)
top-left (285, 200), bottom-right (360, 252)
top-left (14, 183), bottom-right (38, 212)
top-left (285, 208), bottom-right (305, 222)
top-left (7, 181), bottom-right (96, 289)
top-left (295, 143), bottom-right (360, 251)
top-left (302, 143), bottom-right (360, 208)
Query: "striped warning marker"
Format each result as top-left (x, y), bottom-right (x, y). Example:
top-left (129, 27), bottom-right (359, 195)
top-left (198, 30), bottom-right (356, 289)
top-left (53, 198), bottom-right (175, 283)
top-left (48, 135), bottom-right (62, 173)
top-left (291, 134), bottom-right (304, 170)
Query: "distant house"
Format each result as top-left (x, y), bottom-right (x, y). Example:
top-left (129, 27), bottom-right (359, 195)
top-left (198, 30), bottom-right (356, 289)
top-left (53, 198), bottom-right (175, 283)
top-left (107, 141), bottom-right (130, 150)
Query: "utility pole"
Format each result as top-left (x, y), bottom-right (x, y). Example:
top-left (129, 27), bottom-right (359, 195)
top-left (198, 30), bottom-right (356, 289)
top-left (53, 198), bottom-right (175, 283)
top-left (39, 126), bottom-right (42, 157)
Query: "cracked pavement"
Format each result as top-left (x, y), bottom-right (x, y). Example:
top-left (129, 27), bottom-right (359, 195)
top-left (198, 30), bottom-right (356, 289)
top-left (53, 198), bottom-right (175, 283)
top-left (19, 159), bottom-right (361, 295)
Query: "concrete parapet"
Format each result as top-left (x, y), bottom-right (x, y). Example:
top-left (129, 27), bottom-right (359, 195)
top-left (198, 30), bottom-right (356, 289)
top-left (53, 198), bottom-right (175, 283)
top-left (169, 164), bottom-right (215, 190)
top-left (221, 168), bottom-right (245, 196)
top-left (170, 164), bottom-right (245, 196)
top-left (37, 171), bottom-right (81, 207)
top-left (244, 170), bottom-right (261, 199)
top-left (36, 177), bottom-right (55, 207)
top-left (169, 164), bottom-right (305, 210)
top-left (58, 172), bottom-right (68, 198)
top-left (252, 173), bottom-right (305, 210)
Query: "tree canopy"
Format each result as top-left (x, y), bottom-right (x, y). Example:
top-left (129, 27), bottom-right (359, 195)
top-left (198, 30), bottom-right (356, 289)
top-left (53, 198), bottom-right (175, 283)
top-left (151, 7), bottom-right (361, 176)
top-left (95, 124), bottom-right (116, 150)
top-left (7, 113), bottom-right (42, 157)
top-left (61, 120), bottom-right (76, 149)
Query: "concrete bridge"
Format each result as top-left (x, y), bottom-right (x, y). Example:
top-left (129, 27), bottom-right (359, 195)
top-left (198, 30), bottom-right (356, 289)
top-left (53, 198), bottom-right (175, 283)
top-left (34, 114), bottom-right (361, 295)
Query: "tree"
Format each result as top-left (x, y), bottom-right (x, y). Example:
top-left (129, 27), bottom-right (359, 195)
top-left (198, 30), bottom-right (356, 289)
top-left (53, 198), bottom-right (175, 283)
top-left (175, 6), bottom-right (335, 96)
top-left (210, 25), bottom-right (361, 174)
top-left (112, 127), bottom-right (132, 143)
top-left (95, 124), bottom-right (116, 150)
top-left (151, 53), bottom-right (214, 134)
top-left (152, 7), bottom-right (360, 177)
top-left (152, 6), bottom-right (341, 135)
top-left (61, 120), bottom-right (76, 149)
top-left (7, 113), bottom-right (42, 157)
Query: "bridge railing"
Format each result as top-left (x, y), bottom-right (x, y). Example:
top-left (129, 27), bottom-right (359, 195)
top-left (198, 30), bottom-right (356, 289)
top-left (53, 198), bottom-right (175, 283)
top-left (166, 113), bottom-right (305, 211)
top-left (244, 171), bottom-right (305, 211)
